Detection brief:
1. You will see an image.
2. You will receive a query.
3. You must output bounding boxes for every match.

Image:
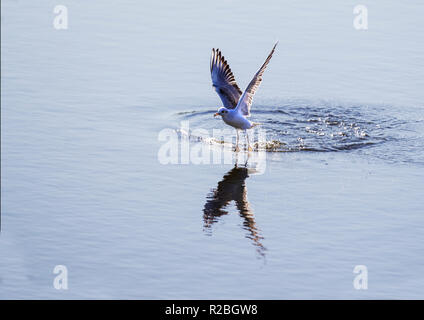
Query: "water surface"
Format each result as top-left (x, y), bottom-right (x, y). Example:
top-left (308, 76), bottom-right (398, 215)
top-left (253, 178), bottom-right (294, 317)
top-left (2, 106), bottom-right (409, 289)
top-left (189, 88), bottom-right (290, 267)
top-left (1, 0), bottom-right (424, 299)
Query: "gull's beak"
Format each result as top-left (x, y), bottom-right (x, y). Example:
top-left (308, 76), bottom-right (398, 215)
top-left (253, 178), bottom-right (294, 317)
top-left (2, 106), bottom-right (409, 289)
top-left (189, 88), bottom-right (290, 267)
top-left (214, 112), bottom-right (220, 117)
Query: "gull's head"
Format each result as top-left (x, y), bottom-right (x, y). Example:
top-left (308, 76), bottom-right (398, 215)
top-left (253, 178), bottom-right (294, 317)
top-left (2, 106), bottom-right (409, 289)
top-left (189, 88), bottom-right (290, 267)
top-left (214, 107), bottom-right (229, 118)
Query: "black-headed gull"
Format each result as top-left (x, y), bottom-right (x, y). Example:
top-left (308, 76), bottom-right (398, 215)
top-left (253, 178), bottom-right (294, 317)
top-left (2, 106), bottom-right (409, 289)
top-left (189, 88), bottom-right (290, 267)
top-left (211, 42), bottom-right (278, 151)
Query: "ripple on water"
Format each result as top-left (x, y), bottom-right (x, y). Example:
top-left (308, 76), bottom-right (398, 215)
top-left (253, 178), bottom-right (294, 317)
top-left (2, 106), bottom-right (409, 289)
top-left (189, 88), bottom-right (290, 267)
top-left (173, 100), bottom-right (423, 164)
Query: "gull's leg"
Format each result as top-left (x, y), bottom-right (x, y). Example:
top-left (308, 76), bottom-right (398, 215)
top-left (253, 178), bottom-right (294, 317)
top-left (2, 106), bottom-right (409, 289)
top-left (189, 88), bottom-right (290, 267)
top-left (246, 130), bottom-right (253, 152)
top-left (234, 130), bottom-right (240, 152)
top-left (244, 151), bottom-right (251, 166)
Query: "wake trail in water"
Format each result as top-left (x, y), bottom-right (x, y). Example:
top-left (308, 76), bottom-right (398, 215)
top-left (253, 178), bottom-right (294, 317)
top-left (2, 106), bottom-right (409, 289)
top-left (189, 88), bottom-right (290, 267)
top-left (173, 99), bottom-right (424, 164)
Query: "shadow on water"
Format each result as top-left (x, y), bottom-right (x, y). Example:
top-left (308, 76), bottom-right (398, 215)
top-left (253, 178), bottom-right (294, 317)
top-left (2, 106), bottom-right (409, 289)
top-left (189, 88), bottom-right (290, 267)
top-left (203, 157), bottom-right (266, 258)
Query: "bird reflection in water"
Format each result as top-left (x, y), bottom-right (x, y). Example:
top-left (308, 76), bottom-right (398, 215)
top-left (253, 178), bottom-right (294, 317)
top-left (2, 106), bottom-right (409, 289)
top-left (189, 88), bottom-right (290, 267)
top-left (203, 157), bottom-right (266, 257)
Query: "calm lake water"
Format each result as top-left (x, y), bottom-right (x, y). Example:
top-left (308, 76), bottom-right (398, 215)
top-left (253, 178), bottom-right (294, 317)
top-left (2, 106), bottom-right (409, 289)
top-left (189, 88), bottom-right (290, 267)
top-left (1, 0), bottom-right (423, 299)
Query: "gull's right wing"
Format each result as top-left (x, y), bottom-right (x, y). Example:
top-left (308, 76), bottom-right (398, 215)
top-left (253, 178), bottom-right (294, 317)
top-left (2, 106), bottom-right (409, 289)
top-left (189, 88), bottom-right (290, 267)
top-left (235, 42), bottom-right (278, 117)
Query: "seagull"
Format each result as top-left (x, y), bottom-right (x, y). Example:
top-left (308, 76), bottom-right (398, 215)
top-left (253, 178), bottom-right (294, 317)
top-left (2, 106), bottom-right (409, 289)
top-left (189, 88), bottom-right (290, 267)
top-left (211, 42), bottom-right (278, 151)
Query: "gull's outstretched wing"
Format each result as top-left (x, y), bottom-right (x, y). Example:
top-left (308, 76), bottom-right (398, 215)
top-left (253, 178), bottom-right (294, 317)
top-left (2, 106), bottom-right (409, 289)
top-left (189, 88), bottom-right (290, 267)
top-left (235, 42), bottom-right (278, 117)
top-left (210, 48), bottom-right (242, 109)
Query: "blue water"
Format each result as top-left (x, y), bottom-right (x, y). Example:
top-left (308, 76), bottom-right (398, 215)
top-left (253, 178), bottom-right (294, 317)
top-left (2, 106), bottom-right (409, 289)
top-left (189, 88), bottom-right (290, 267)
top-left (1, 0), bottom-right (423, 299)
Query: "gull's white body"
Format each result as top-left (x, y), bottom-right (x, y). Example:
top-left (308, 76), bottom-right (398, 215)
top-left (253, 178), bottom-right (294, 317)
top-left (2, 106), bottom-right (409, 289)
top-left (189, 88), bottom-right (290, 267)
top-left (210, 42), bottom-right (278, 150)
top-left (220, 109), bottom-right (254, 130)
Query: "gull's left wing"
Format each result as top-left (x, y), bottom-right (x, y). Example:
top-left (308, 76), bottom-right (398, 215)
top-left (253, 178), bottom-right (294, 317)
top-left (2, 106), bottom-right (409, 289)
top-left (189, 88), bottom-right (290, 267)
top-left (235, 42), bottom-right (278, 117)
top-left (210, 48), bottom-right (242, 109)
